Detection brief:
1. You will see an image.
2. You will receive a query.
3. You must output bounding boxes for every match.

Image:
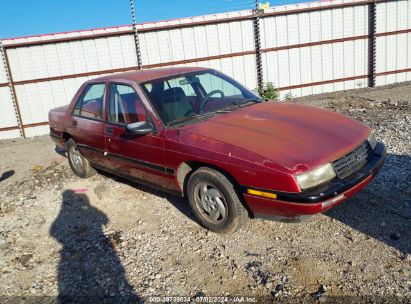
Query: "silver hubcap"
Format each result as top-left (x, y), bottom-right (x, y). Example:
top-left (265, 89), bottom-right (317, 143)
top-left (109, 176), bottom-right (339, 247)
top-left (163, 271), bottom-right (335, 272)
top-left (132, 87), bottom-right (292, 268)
top-left (69, 145), bottom-right (83, 172)
top-left (194, 182), bottom-right (227, 224)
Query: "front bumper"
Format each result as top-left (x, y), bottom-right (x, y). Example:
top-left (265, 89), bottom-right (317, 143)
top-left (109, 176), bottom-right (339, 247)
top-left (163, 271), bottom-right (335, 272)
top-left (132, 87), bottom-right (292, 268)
top-left (50, 131), bottom-right (65, 148)
top-left (244, 142), bottom-right (386, 220)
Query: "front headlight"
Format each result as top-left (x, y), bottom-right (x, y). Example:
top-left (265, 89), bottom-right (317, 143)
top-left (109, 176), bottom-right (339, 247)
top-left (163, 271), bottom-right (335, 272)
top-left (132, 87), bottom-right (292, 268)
top-left (296, 163), bottom-right (336, 190)
top-left (367, 131), bottom-right (377, 150)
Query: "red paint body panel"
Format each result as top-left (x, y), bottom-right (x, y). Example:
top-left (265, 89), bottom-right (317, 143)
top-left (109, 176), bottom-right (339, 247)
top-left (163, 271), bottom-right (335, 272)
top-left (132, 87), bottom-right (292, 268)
top-left (105, 123), bottom-right (178, 191)
top-left (163, 129), bottom-right (299, 193)
top-left (181, 102), bottom-right (370, 173)
top-left (245, 174), bottom-right (374, 218)
top-left (48, 67), bottom-right (384, 220)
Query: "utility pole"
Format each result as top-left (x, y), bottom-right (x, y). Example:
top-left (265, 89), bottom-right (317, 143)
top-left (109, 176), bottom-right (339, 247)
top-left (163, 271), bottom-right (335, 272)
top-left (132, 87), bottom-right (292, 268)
top-left (130, 0), bottom-right (143, 69)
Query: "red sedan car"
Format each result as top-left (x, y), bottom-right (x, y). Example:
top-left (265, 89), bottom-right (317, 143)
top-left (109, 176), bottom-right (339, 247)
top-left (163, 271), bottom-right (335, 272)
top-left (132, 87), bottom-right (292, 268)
top-left (49, 67), bottom-right (386, 233)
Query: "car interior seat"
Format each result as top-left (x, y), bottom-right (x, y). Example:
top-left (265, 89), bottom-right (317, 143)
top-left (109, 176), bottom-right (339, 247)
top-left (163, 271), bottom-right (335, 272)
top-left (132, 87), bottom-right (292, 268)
top-left (160, 87), bottom-right (194, 123)
top-left (148, 82), bottom-right (165, 113)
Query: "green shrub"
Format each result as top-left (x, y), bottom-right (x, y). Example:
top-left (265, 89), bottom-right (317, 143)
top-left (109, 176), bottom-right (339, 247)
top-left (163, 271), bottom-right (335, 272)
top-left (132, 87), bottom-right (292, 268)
top-left (284, 92), bottom-right (294, 101)
top-left (254, 82), bottom-right (279, 101)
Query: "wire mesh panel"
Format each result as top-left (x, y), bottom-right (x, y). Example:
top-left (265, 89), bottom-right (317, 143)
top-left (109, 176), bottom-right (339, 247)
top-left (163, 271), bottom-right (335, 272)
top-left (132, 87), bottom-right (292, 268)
top-left (260, 0), bottom-right (370, 98)
top-left (0, 86), bottom-right (21, 139)
top-left (375, 0), bottom-right (411, 86)
top-left (0, 0), bottom-right (134, 138)
top-left (139, 18), bottom-right (255, 65)
top-left (137, 11), bottom-right (257, 89)
top-left (5, 28), bottom-right (137, 83)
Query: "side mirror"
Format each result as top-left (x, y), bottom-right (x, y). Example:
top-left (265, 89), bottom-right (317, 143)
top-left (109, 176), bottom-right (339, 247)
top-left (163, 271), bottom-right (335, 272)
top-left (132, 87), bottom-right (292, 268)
top-left (126, 121), bottom-right (153, 135)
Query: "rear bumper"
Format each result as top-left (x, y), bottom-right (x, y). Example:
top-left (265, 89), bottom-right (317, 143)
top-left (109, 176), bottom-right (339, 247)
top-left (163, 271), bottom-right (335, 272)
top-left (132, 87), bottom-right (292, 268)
top-left (244, 142), bottom-right (386, 220)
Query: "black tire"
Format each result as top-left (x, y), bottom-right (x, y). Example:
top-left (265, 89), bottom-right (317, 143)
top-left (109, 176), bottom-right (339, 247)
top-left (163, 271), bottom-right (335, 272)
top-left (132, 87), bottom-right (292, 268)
top-left (187, 167), bottom-right (248, 234)
top-left (66, 138), bottom-right (96, 178)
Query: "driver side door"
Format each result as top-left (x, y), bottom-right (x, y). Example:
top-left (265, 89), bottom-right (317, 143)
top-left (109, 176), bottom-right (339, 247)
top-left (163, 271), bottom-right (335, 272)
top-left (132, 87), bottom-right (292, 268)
top-left (104, 82), bottom-right (175, 190)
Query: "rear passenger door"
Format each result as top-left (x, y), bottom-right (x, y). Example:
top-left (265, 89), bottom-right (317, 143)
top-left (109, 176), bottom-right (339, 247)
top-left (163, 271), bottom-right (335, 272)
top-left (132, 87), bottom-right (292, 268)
top-left (69, 82), bottom-right (107, 165)
top-left (104, 82), bottom-right (176, 190)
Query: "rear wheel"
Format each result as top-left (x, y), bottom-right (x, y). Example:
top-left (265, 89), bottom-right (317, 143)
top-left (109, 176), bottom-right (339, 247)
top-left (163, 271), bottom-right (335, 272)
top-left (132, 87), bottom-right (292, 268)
top-left (187, 167), bottom-right (248, 234)
top-left (66, 139), bottom-right (96, 178)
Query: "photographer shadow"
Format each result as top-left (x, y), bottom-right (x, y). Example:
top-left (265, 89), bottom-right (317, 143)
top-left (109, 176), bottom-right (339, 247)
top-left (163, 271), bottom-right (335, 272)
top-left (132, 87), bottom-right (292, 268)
top-left (50, 190), bottom-right (141, 303)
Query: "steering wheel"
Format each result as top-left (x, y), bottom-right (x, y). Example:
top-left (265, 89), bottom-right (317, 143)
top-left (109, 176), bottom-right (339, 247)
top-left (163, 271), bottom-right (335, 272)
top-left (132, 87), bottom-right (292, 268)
top-left (200, 90), bottom-right (225, 113)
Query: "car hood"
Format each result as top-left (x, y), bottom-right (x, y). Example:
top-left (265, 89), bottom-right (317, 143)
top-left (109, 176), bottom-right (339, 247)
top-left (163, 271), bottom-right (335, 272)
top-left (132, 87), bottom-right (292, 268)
top-left (180, 102), bottom-right (370, 173)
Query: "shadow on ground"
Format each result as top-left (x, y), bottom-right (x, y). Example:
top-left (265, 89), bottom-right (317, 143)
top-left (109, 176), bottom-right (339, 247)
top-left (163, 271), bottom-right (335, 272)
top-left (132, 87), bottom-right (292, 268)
top-left (53, 144), bottom-right (199, 227)
top-left (50, 190), bottom-right (141, 303)
top-left (97, 169), bottom-right (199, 227)
top-left (55, 146), bottom-right (67, 158)
top-left (325, 154), bottom-right (411, 255)
top-left (0, 170), bottom-right (14, 182)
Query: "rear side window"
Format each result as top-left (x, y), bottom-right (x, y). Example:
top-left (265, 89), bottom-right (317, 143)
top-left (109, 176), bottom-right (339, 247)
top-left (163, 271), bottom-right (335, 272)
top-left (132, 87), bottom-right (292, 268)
top-left (73, 83), bottom-right (105, 120)
top-left (108, 83), bottom-right (147, 124)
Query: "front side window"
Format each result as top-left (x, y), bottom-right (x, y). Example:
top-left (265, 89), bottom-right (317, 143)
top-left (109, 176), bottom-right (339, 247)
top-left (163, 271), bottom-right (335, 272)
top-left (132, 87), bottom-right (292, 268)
top-left (108, 83), bottom-right (147, 124)
top-left (141, 70), bottom-right (260, 125)
top-left (73, 83), bottom-right (105, 120)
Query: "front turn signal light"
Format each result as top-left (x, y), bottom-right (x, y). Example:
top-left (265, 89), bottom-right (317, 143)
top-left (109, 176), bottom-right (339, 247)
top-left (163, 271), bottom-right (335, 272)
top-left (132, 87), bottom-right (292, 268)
top-left (246, 189), bottom-right (277, 199)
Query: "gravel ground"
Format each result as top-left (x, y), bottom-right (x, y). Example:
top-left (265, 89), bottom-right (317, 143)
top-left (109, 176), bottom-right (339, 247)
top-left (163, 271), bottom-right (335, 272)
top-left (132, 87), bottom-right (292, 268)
top-left (0, 82), bottom-right (410, 303)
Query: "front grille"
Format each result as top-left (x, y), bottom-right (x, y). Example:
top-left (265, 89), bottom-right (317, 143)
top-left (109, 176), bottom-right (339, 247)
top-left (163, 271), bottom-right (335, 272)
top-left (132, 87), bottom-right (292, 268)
top-left (332, 141), bottom-right (374, 179)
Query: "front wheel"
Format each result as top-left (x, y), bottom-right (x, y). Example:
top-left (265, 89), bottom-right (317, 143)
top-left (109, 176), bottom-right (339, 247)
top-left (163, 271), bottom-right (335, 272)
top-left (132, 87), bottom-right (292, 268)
top-left (66, 139), bottom-right (96, 178)
top-left (187, 167), bottom-right (248, 234)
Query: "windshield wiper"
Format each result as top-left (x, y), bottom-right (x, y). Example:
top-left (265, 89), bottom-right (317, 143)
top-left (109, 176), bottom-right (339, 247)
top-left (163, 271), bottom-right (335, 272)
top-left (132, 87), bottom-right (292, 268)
top-left (243, 97), bottom-right (263, 103)
top-left (167, 114), bottom-right (202, 126)
top-left (168, 99), bottom-right (261, 126)
top-left (218, 99), bottom-right (261, 112)
top-left (168, 111), bottom-right (227, 126)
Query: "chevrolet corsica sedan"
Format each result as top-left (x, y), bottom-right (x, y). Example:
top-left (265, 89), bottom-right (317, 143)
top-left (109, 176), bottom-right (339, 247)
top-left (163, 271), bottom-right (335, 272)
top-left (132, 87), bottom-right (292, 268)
top-left (49, 67), bottom-right (386, 233)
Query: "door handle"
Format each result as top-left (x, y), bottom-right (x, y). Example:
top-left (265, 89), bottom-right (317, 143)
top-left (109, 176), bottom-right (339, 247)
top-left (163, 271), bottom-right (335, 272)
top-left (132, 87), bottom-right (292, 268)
top-left (105, 127), bottom-right (114, 135)
top-left (71, 120), bottom-right (77, 126)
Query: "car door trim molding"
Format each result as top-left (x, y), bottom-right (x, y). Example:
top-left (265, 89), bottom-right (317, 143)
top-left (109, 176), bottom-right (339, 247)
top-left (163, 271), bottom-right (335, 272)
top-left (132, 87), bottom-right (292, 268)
top-left (73, 114), bottom-right (104, 123)
top-left (77, 143), bottom-right (174, 175)
top-left (92, 162), bottom-right (180, 196)
top-left (108, 152), bottom-right (175, 175)
top-left (77, 143), bottom-right (104, 155)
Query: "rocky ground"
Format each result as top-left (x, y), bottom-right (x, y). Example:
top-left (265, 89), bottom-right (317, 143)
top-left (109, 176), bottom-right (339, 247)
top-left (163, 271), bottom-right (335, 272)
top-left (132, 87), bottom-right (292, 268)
top-left (0, 82), bottom-right (410, 303)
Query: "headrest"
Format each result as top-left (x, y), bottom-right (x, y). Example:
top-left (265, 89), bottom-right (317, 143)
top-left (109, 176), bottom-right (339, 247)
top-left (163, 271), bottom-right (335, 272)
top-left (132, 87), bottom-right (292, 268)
top-left (161, 87), bottom-right (187, 103)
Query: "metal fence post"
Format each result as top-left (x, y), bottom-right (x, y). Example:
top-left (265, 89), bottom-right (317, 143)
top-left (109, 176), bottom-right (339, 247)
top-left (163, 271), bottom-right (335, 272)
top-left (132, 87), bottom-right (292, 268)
top-left (130, 0), bottom-right (143, 69)
top-left (0, 39), bottom-right (25, 138)
top-left (253, 0), bottom-right (264, 91)
top-left (368, 0), bottom-right (377, 87)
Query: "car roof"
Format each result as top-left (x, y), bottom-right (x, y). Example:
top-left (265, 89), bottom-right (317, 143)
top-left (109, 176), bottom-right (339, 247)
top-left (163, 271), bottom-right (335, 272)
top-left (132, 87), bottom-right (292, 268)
top-left (93, 67), bottom-right (210, 84)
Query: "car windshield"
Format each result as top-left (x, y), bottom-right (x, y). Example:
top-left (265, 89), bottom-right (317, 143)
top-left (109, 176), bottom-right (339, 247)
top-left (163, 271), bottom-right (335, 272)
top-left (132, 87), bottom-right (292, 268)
top-left (140, 70), bottom-right (262, 125)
